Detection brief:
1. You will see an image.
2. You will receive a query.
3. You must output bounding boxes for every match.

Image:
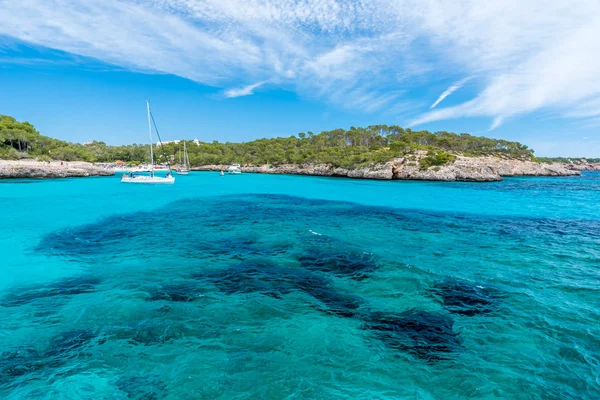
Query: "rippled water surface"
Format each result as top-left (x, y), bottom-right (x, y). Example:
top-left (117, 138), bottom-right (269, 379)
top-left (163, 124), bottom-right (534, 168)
top-left (1, 172), bottom-right (599, 399)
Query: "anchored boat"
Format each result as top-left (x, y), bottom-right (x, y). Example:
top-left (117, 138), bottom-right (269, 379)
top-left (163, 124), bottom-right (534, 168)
top-left (176, 141), bottom-right (190, 175)
top-left (227, 164), bottom-right (242, 174)
top-left (121, 102), bottom-right (175, 184)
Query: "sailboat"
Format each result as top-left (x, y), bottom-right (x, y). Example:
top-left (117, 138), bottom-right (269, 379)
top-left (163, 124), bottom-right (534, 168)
top-left (121, 102), bottom-right (175, 184)
top-left (176, 141), bottom-right (190, 175)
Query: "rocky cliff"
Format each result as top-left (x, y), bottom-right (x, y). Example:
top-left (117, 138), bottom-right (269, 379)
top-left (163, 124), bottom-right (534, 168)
top-left (193, 153), bottom-right (580, 182)
top-left (0, 160), bottom-right (114, 179)
top-left (566, 161), bottom-right (600, 171)
top-left (396, 155), bottom-right (580, 181)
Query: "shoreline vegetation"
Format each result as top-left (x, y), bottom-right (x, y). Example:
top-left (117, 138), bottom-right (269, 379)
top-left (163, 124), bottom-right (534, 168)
top-left (0, 114), bottom-right (592, 181)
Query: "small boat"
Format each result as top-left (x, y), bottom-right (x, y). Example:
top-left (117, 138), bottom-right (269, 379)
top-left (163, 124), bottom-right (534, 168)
top-left (121, 102), bottom-right (175, 184)
top-left (227, 164), bottom-right (242, 174)
top-left (121, 172), bottom-right (174, 184)
top-left (176, 141), bottom-right (190, 175)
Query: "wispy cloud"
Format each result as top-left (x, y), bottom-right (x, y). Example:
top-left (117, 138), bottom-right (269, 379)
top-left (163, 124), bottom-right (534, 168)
top-left (224, 81), bottom-right (267, 98)
top-left (0, 0), bottom-right (599, 126)
top-left (577, 117), bottom-right (600, 129)
top-left (408, 2), bottom-right (600, 128)
top-left (430, 77), bottom-right (471, 109)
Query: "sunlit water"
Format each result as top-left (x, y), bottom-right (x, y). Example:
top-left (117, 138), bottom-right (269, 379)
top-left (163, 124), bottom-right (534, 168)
top-left (1, 172), bottom-right (599, 399)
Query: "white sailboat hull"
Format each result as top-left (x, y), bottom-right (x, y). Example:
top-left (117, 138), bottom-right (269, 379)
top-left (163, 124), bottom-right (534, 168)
top-left (176, 170), bottom-right (189, 175)
top-left (121, 102), bottom-right (175, 185)
top-left (121, 176), bottom-right (175, 184)
top-left (113, 168), bottom-right (152, 173)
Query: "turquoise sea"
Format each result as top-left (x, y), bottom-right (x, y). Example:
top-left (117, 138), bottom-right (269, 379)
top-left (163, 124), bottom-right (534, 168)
top-left (1, 172), bottom-right (599, 399)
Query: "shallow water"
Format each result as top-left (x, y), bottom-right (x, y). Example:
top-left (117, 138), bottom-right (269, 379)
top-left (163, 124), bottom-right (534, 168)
top-left (1, 172), bottom-right (599, 399)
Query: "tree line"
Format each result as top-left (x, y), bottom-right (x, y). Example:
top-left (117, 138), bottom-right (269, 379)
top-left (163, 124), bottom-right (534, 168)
top-left (1, 114), bottom-right (535, 168)
top-left (536, 157), bottom-right (600, 164)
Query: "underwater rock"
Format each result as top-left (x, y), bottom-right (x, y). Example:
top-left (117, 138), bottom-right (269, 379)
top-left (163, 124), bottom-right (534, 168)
top-left (198, 262), bottom-right (460, 358)
top-left (148, 282), bottom-right (205, 302)
top-left (306, 286), bottom-right (364, 318)
top-left (363, 311), bottom-right (462, 361)
top-left (193, 261), bottom-right (365, 318)
top-left (193, 237), bottom-right (294, 261)
top-left (0, 348), bottom-right (46, 381)
top-left (433, 280), bottom-right (500, 316)
top-left (1, 276), bottom-right (100, 307)
top-left (127, 326), bottom-right (184, 346)
top-left (194, 261), bottom-right (296, 299)
top-left (116, 375), bottom-right (167, 400)
top-left (294, 274), bottom-right (365, 318)
top-left (45, 329), bottom-right (101, 360)
top-left (192, 237), bottom-right (259, 259)
top-left (1, 330), bottom-right (102, 385)
top-left (298, 250), bottom-right (378, 280)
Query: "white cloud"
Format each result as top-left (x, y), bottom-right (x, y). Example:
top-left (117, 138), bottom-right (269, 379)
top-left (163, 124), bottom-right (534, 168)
top-left (0, 0), bottom-right (599, 126)
top-left (224, 81), bottom-right (267, 98)
top-left (430, 77), bottom-right (471, 109)
top-left (408, 1), bottom-right (600, 128)
top-left (578, 118), bottom-right (600, 129)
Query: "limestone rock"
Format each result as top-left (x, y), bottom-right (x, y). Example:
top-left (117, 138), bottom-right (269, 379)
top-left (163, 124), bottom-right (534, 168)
top-left (0, 160), bottom-right (114, 179)
top-left (391, 157), bottom-right (501, 182)
top-left (191, 154), bottom-right (580, 182)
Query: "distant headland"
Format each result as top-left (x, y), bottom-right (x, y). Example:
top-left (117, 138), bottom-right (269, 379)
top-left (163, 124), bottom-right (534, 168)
top-left (0, 114), bottom-right (594, 181)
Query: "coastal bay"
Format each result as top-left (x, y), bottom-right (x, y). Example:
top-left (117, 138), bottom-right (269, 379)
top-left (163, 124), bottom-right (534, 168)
top-left (1, 172), bottom-right (599, 398)
top-left (0, 114), bottom-right (587, 182)
top-left (2, 3), bottom-right (599, 398)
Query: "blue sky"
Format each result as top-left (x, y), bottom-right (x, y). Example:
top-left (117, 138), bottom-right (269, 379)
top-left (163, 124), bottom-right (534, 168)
top-left (0, 1), bottom-right (599, 156)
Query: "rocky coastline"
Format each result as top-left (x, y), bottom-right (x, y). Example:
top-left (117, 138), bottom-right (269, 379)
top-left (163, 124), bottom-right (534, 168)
top-left (193, 154), bottom-right (580, 182)
top-left (0, 160), bottom-right (114, 179)
top-left (0, 155), bottom-right (583, 182)
top-left (566, 160), bottom-right (600, 171)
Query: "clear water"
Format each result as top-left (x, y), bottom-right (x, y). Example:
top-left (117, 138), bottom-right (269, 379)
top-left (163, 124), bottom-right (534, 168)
top-left (1, 172), bottom-right (599, 399)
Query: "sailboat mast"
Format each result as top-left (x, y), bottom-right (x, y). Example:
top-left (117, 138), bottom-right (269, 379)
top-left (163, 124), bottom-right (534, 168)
top-left (184, 141), bottom-right (188, 168)
top-left (147, 101), bottom-right (154, 170)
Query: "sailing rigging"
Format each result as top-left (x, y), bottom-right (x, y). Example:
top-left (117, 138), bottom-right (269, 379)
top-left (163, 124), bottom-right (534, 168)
top-left (121, 102), bottom-right (175, 184)
top-left (176, 140), bottom-right (190, 175)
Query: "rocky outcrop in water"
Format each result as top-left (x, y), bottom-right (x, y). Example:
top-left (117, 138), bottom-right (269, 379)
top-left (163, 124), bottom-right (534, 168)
top-left (0, 160), bottom-right (113, 179)
top-left (193, 153), bottom-right (580, 182)
top-left (470, 156), bottom-right (582, 177)
top-left (392, 156), bottom-right (501, 182)
top-left (565, 159), bottom-right (600, 171)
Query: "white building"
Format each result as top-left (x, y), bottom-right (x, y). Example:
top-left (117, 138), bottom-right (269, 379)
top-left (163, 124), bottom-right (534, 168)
top-left (156, 139), bottom-right (201, 147)
top-left (156, 139), bottom-right (180, 147)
